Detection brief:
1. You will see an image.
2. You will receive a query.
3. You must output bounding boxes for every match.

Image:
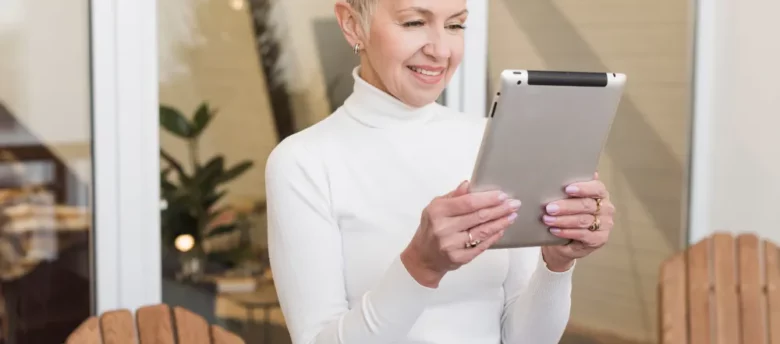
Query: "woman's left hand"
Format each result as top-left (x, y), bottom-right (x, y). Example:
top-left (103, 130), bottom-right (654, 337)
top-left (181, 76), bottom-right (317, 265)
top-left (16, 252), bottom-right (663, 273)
top-left (540, 172), bottom-right (615, 272)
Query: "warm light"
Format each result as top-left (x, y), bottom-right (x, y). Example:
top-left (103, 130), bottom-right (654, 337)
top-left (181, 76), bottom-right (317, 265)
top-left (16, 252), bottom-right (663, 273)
top-left (229, 0), bottom-right (244, 11)
top-left (174, 234), bottom-right (195, 252)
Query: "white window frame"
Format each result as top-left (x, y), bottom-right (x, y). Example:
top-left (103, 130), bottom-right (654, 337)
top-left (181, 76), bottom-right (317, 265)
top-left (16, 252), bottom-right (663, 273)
top-left (91, 0), bottom-right (161, 313)
top-left (687, 0), bottom-right (716, 245)
top-left (446, 0), bottom-right (489, 117)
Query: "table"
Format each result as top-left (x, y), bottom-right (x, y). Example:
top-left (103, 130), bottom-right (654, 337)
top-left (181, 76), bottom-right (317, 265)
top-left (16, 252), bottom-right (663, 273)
top-left (221, 280), bottom-right (280, 344)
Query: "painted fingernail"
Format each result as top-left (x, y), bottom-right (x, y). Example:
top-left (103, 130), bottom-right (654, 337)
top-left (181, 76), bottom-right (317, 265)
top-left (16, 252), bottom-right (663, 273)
top-left (550, 228), bottom-right (561, 234)
top-left (508, 199), bottom-right (521, 209)
top-left (546, 203), bottom-right (559, 214)
top-left (543, 215), bottom-right (555, 224)
top-left (498, 192), bottom-right (509, 201)
top-left (508, 213), bottom-right (518, 222)
top-left (565, 185), bottom-right (579, 194)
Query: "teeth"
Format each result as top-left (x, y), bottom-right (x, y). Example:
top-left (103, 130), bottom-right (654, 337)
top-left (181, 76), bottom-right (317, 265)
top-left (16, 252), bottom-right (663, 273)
top-left (409, 66), bottom-right (443, 76)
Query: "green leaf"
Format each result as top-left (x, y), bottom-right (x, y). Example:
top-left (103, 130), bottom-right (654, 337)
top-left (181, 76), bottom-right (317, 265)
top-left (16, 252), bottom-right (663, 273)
top-left (196, 156), bottom-right (225, 187)
top-left (160, 105), bottom-right (192, 138)
top-left (203, 190), bottom-right (227, 209)
top-left (160, 149), bottom-right (189, 182)
top-left (205, 224), bottom-right (238, 238)
top-left (191, 103), bottom-right (214, 137)
top-left (215, 161), bottom-right (254, 185)
top-left (161, 178), bottom-right (177, 194)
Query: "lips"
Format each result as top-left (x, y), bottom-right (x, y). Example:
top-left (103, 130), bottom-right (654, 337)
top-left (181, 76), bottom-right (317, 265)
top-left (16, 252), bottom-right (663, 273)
top-left (407, 66), bottom-right (444, 77)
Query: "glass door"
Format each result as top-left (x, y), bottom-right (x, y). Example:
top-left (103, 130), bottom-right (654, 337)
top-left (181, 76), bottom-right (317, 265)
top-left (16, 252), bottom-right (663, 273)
top-left (1, 0), bottom-right (161, 341)
top-left (0, 1), bottom-right (94, 342)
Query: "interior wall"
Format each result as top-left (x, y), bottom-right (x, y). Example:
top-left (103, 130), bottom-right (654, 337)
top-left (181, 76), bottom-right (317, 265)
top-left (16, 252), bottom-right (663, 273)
top-left (488, 0), bottom-right (693, 342)
top-left (689, 0), bottom-right (780, 246)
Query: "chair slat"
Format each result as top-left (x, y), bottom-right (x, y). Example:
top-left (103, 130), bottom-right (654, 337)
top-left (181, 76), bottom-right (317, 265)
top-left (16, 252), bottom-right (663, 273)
top-left (211, 324), bottom-right (245, 344)
top-left (136, 304), bottom-right (176, 344)
top-left (737, 234), bottom-right (766, 344)
top-left (660, 252), bottom-right (688, 344)
top-left (100, 309), bottom-right (137, 344)
top-left (173, 306), bottom-right (211, 344)
top-left (65, 316), bottom-right (101, 344)
top-left (766, 240), bottom-right (780, 344)
top-left (688, 236), bottom-right (713, 344)
top-left (712, 233), bottom-right (740, 343)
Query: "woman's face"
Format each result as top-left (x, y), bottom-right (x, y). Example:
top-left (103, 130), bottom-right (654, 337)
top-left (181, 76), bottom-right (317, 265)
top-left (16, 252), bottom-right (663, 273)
top-left (353, 0), bottom-right (468, 107)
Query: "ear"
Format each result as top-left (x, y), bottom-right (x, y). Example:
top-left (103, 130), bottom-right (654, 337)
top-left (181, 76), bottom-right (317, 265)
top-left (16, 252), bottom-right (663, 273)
top-left (334, 1), bottom-right (366, 50)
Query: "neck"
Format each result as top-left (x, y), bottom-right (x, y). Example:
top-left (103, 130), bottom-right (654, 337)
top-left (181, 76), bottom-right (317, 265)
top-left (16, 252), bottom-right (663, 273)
top-left (342, 66), bottom-right (439, 128)
top-left (358, 58), bottom-right (387, 96)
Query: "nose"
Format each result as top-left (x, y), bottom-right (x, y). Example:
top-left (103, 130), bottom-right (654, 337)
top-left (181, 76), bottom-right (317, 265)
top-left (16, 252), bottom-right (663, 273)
top-left (421, 30), bottom-right (452, 60)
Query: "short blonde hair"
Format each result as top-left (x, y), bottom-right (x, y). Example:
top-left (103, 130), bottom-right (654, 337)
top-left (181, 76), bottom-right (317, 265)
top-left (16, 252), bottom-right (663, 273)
top-left (347, 0), bottom-right (377, 32)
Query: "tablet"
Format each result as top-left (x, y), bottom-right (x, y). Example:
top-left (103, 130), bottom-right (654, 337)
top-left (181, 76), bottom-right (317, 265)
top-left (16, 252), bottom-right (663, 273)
top-left (470, 69), bottom-right (626, 249)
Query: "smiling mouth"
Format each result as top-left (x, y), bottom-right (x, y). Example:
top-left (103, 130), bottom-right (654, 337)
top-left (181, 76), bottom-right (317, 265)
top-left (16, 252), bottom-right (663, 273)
top-left (407, 66), bottom-right (444, 77)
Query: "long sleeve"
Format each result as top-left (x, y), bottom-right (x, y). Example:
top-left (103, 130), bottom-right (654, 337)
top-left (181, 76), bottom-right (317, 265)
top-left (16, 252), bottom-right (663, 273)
top-left (265, 139), bottom-right (436, 344)
top-left (500, 247), bottom-right (574, 344)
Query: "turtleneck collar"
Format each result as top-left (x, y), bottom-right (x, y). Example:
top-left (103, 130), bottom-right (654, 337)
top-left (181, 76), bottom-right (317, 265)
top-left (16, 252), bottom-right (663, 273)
top-left (342, 67), bottom-right (440, 128)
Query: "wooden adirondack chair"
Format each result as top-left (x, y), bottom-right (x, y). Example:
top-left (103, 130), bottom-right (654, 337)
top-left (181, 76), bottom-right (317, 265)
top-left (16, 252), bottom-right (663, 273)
top-left (658, 232), bottom-right (780, 344)
top-left (65, 303), bottom-right (244, 344)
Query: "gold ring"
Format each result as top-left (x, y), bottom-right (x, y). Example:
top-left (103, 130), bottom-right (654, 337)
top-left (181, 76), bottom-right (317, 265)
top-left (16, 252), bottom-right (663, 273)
top-left (588, 215), bottom-right (601, 231)
top-left (594, 198), bottom-right (603, 214)
top-left (465, 231), bottom-right (481, 248)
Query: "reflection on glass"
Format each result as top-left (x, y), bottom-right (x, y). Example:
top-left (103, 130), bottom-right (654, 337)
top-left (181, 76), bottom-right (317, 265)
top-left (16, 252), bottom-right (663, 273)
top-left (0, 0), bottom-right (93, 343)
top-left (158, 0), bottom-right (308, 342)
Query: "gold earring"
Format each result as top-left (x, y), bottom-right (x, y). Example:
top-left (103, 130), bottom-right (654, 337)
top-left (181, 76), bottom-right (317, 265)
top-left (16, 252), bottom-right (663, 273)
top-left (353, 43), bottom-right (361, 55)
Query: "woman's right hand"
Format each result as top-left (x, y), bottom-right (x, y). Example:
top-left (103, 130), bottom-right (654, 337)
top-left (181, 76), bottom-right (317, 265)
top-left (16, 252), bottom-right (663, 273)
top-left (401, 180), bottom-right (521, 288)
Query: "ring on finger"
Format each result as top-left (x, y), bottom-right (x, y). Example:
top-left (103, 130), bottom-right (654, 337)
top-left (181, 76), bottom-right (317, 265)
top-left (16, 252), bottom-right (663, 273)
top-left (465, 230), bottom-right (481, 248)
top-left (594, 198), bottom-right (603, 214)
top-left (588, 215), bottom-right (601, 231)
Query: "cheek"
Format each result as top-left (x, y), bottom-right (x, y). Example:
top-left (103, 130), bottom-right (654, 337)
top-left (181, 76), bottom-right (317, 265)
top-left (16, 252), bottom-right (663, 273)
top-left (376, 30), bottom-right (428, 65)
top-left (449, 36), bottom-right (465, 61)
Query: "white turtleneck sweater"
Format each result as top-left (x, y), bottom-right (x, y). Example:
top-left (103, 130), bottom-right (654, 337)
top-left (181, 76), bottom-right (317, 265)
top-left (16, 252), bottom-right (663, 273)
top-left (265, 68), bottom-right (573, 344)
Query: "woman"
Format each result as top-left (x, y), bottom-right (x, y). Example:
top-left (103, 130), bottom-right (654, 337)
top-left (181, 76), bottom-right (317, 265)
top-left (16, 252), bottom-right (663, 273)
top-left (265, 0), bottom-right (615, 343)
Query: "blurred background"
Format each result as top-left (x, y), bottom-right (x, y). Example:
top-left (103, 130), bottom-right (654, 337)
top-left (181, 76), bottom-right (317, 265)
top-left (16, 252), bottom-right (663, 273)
top-left (0, 0), bottom-right (777, 343)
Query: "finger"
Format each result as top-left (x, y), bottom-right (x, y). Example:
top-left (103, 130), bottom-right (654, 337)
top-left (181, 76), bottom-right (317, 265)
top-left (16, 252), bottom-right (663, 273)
top-left (594, 171), bottom-right (599, 180)
top-left (443, 211), bottom-right (517, 250)
top-left (444, 180), bottom-right (470, 198)
top-left (564, 180), bottom-right (609, 199)
top-left (545, 198), bottom-right (598, 216)
top-left (451, 198), bottom-right (520, 231)
top-left (440, 190), bottom-right (510, 216)
top-left (542, 214), bottom-right (598, 229)
top-left (549, 228), bottom-right (610, 247)
top-left (454, 227), bottom-right (507, 262)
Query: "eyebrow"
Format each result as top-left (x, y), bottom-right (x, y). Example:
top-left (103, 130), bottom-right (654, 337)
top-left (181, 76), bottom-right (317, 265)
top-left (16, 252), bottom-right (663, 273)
top-left (401, 7), bottom-right (469, 19)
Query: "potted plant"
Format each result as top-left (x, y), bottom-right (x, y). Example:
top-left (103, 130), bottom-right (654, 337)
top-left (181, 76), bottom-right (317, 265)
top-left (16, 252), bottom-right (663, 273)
top-left (158, 102), bottom-right (254, 278)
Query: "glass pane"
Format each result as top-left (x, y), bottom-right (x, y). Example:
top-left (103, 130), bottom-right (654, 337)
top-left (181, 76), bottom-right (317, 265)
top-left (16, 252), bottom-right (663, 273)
top-left (487, 1), bottom-right (693, 343)
top-left (0, 1), bottom-right (94, 343)
top-left (158, 0), bottom-right (301, 341)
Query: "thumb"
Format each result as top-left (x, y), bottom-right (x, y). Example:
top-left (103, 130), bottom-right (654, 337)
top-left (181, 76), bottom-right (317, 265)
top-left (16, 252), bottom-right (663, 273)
top-left (594, 171), bottom-right (600, 180)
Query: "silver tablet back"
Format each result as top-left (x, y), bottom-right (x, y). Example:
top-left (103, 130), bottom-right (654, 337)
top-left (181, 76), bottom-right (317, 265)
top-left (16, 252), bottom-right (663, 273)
top-left (471, 70), bottom-right (626, 249)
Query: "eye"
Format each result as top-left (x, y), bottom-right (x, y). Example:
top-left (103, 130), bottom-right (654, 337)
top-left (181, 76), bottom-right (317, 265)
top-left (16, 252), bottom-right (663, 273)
top-left (402, 20), bottom-right (425, 27)
top-left (447, 24), bottom-right (467, 30)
